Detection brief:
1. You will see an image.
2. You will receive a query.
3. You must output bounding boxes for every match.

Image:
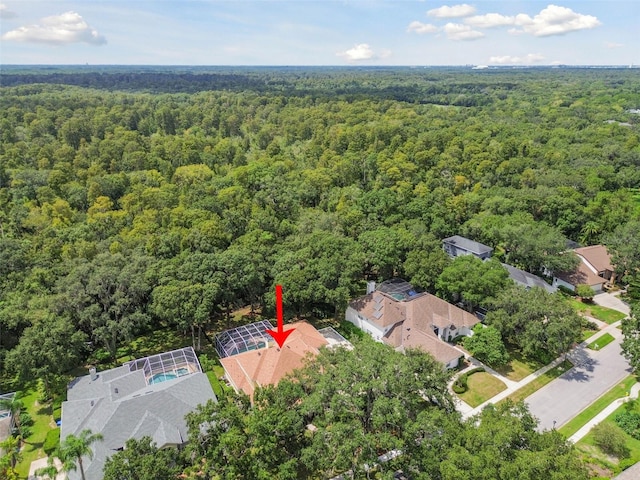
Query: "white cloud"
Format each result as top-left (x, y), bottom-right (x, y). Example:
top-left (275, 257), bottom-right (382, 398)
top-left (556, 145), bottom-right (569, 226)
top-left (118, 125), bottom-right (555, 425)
top-left (407, 21), bottom-right (438, 34)
top-left (2, 11), bottom-right (106, 45)
top-left (605, 42), bottom-right (623, 49)
top-left (464, 13), bottom-right (516, 28)
top-left (0, 3), bottom-right (16, 19)
top-left (337, 43), bottom-right (383, 62)
top-left (443, 23), bottom-right (484, 41)
top-left (511, 5), bottom-right (601, 37)
top-left (427, 4), bottom-right (476, 19)
top-left (489, 53), bottom-right (545, 64)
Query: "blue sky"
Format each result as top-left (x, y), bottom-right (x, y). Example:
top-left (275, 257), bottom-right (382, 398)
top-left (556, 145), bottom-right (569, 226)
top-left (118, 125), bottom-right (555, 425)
top-left (0, 1), bottom-right (637, 65)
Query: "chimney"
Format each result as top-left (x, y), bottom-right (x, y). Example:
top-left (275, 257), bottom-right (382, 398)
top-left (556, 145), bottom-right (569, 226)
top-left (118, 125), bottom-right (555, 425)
top-left (366, 281), bottom-right (376, 294)
top-left (89, 367), bottom-right (97, 381)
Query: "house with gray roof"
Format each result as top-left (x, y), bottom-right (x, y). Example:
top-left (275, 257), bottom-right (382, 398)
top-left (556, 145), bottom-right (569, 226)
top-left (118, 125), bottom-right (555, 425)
top-left (502, 263), bottom-right (557, 293)
top-left (61, 347), bottom-right (216, 480)
top-left (443, 235), bottom-right (493, 260)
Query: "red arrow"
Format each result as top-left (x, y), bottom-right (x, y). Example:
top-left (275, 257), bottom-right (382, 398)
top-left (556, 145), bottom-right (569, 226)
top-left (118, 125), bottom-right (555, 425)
top-left (266, 284), bottom-right (295, 348)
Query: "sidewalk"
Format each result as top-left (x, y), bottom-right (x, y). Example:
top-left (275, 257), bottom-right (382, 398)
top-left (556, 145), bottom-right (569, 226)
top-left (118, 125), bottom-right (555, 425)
top-left (568, 382), bottom-right (640, 443)
top-left (455, 318), bottom-right (626, 420)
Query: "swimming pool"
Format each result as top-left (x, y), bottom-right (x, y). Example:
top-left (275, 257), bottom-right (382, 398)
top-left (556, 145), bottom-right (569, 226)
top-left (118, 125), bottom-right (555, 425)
top-left (148, 372), bottom-right (177, 384)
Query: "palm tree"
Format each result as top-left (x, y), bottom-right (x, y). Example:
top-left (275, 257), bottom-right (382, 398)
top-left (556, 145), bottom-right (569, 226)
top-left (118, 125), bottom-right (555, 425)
top-left (0, 392), bottom-right (24, 437)
top-left (56, 429), bottom-right (104, 480)
top-left (579, 221), bottom-right (601, 245)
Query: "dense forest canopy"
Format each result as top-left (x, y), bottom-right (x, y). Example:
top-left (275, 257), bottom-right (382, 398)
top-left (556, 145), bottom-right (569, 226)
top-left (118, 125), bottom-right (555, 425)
top-left (1, 66), bottom-right (639, 387)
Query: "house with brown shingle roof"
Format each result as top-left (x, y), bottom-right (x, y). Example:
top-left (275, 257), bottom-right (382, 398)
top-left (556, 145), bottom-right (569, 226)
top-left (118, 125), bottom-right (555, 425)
top-left (552, 244), bottom-right (615, 293)
top-left (219, 321), bottom-right (349, 399)
top-left (346, 279), bottom-right (478, 368)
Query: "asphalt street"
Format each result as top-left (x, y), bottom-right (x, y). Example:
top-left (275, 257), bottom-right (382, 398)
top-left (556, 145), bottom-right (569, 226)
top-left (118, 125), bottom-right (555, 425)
top-left (526, 332), bottom-right (631, 431)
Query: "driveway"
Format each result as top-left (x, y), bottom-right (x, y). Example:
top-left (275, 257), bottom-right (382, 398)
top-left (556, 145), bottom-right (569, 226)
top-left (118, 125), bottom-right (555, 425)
top-left (593, 292), bottom-right (630, 316)
top-left (526, 329), bottom-right (631, 431)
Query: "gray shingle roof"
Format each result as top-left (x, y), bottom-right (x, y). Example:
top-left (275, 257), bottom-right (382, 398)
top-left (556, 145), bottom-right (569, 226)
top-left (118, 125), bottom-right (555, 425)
top-left (443, 235), bottom-right (493, 255)
top-left (502, 263), bottom-right (557, 293)
top-left (61, 350), bottom-right (216, 480)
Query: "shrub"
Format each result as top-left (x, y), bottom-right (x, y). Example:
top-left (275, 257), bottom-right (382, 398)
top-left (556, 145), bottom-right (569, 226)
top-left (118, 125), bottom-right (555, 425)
top-left (615, 410), bottom-right (640, 440)
top-left (557, 285), bottom-right (576, 296)
top-left (576, 284), bottom-right (595, 301)
top-left (19, 411), bottom-right (34, 428)
top-left (592, 422), bottom-right (630, 459)
top-left (452, 368), bottom-right (485, 394)
top-left (43, 428), bottom-right (60, 455)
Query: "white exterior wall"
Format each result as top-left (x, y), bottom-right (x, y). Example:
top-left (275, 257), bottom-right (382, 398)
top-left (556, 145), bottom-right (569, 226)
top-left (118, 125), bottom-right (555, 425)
top-left (553, 277), bottom-right (576, 292)
top-left (552, 277), bottom-right (603, 293)
top-left (345, 307), bottom-right (385, 342)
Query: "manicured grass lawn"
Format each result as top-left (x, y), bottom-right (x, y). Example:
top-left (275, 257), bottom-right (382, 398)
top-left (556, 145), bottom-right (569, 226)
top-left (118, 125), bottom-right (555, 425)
top-left (502, 360), bottom-right (573, 404)
top-left (558, 376), bottom-right (637, 438)
top-left (458, 371), bottom-right (507, 408)
top-left (587, 333), bottom-right (616, 351)
top-left (495, 348), bottom-right (544, 382)
top-left (568, 298), bottom-right (627, 324)
top-left (15, 390), bottom-right (57, 479)
top-left (582, 329), bottom-right (599, 342)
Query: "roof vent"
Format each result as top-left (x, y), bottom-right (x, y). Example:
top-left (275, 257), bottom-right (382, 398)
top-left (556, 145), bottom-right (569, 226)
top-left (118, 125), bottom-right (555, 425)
top-left (90, 400), bottom-right (94, 407)
top-left (114, 388), bottom-right (119, 394)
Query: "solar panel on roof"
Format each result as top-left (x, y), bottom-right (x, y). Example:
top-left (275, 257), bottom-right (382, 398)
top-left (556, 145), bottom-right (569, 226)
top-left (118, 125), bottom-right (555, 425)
top-left (373, 311), bottom-right (384, 319)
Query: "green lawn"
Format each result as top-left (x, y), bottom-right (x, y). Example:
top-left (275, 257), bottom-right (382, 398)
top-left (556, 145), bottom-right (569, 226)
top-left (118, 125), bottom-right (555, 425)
top-left (558, 376), bottom-right (637, 438)
top-left (576, 400), bottom-right (640, 476)
top-left (588, 333), bottom-right (616, 351)
top-left (567, 298), bottom-right (627, 324)
top-left (502, 360), bottom-right (573, 404)
top-left (458, 371), bottom-right (507, 407)
top-left (582, 329), bottom-right (599, 342)
top-left (15, 390), bottom-right (57, 479)
top-left (495, 348), bottom-right (545, 382)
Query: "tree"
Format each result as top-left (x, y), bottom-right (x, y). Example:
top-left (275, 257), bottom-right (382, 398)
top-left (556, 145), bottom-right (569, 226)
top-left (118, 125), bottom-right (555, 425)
top-left (57, 252), bottom-right (153, 363)
top-left (592, 422), bottom-right (629, 459)
top-left (437, 402), bottom-right (589, 480)
top-left (486, 286), bottom-right (582, 361)
top-left (186, 338), bottom-right (454, 479)
top-left (575, 284), bottom-right (595, 301)
top-left (55, 429), bottom-right (104, 480)
top-left (151, 281), bottom-right (220, 350)
top-left (0, 435), bottom-right (22, 479)
top-left (621, 308), bottom-right (640, 373)
top-left (437, 256), bottom-right (509, 312)
top-left (4, 317), bottom-right (87, 397)
top-left (606, 220), bottom-right (640, 286)
top-left (103, 437), bottom-right (183, 480)
top-left (463, 324), bottom-right (509, 367)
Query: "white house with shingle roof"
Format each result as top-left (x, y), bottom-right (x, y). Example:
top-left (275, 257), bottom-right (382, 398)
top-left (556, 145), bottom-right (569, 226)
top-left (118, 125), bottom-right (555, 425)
top-left (61, 347), bottom-right (216, 480)
top-left (346, 279), bottom-right (478, 368)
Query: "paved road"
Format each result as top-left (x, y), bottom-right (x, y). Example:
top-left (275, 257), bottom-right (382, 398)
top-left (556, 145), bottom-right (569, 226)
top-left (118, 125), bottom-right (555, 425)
top-left (526, 329), bottom-right (631, 431)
